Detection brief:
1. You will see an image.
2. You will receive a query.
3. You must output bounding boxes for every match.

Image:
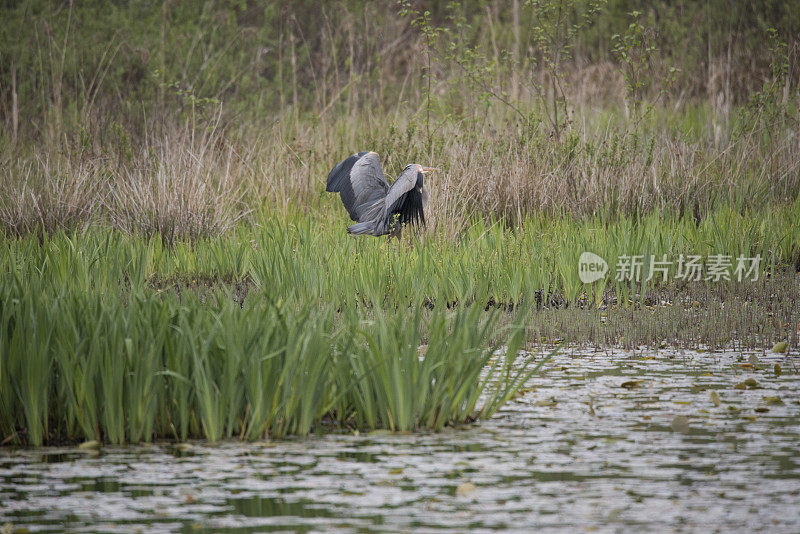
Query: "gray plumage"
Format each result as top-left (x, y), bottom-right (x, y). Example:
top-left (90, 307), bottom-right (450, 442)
top-left (326, 151), bottom-right (435, 236)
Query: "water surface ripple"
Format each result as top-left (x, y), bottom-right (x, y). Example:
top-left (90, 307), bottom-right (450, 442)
top-left (2, 349), bottom-right (799, 532)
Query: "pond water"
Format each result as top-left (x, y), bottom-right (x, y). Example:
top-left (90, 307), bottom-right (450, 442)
top-left (2, 348), bottom-right (799, 532)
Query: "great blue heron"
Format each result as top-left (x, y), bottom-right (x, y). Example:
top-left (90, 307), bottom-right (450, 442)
top-left (326, 151), bottom-right (439, 236)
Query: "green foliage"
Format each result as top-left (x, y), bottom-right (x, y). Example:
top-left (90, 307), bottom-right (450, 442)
top-left (1, 0), bottom-right (797, 145)
top-left (611, 11), bottom-right (677, 123)
top-left (398, 0), bottom-right (446, 153)
top-left (525, 0), bottom-right (607, 138)
top-left (736, 28), bottom-right (794, 143)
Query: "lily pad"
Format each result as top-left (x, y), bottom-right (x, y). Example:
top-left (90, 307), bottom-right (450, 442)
top-left (670, 415), bottom-right (690, 434)
top-left (174, 443), bottom-right (195, 454)
top-left (456, 482), bottom-right (476, 497)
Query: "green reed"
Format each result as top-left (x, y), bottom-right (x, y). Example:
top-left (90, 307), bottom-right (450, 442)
top-left (0, 265), bottom-right (546, 445)
top-left (1, 201), bottom-right (798, 445)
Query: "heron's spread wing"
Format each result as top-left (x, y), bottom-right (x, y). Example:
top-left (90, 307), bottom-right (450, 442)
top-left (326, 151), bottom-right (389, 221)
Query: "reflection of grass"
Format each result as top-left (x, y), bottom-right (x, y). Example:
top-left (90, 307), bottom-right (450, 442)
top-left (1, 203), bottom-right (797, 445)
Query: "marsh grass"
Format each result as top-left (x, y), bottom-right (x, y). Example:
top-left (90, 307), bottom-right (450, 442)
top-left (2, 204), bottom-right (798, 446)
top-left (0, 241), bottom-right (549, 445)
top-left (107, 126), bottom-right (251, 244)
top-left (3, 202), bottom-right (797, 312)
top-left (3, 103), bottom-right (799, 241)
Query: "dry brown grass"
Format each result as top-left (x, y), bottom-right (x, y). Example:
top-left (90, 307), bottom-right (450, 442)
top-left (1, 98), bottom-right (798, 241)
top-left (1, 122), bottom-right (251, 243)
top-left (407, 114), bottom-right (800, 237)
top-left (106, 128), bottom-right (250, 243)
top-left (0, 153), bottom-right (100, 238)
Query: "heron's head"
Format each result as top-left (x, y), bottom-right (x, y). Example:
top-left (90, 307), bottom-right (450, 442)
top-left (411, 164), bottom-right (440, 190)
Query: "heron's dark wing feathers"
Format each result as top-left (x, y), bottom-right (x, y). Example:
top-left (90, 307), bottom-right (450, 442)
top-left (384, 172), bottom-right (424, 230)
top-left (396, 188), bottom-right (425, 228)
top-left (383, 170), bottom-right (416, 214)
top-left (326, 151), bottom-right (388, 221)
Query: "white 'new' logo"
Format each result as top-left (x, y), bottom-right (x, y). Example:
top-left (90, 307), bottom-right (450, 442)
top-left (578, 252), bottom-right (608, 283)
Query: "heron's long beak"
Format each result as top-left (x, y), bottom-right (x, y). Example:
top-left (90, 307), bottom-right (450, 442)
top-left (420, 167), bottom-right (440, 173)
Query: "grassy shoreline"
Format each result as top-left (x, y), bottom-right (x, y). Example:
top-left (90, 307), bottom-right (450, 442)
top-left (2, 207), bottom-right (798, 446)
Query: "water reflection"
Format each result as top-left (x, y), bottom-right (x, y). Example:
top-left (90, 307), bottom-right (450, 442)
top-left (1, 348), bottom-right (799, 532)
